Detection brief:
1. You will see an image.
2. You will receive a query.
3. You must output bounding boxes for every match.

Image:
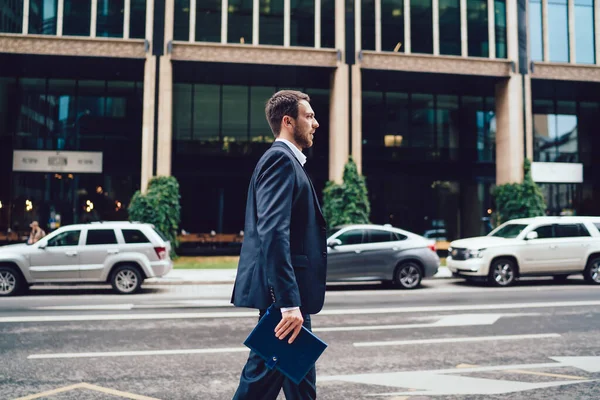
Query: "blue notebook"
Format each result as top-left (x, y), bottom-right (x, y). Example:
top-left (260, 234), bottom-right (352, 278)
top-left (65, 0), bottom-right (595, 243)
top-left (243, 306), bottom-right (328, 385)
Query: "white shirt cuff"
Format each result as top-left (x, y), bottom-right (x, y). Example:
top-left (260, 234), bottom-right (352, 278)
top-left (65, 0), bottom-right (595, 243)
top-left (280, 307), bottom-right (300, 313)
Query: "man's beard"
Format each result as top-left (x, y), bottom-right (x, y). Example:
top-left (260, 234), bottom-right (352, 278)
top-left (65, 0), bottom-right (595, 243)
top-left (293, 125), bottom-right (311, 149)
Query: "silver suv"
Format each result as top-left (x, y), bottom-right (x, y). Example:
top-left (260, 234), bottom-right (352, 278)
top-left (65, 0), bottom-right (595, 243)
top-left (0, 221), bottom-right (173, 296)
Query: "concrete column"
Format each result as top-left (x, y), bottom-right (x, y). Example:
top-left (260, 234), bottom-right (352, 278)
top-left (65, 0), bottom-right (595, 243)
top-left (433, 0), bottom-right (440, 55)
top-left (23, 0), bottom-right (30, 34)
top-left (190, 0), bottom-right (197, 42)
top-left (315, 0), bottom-right (321, 47)
top-left (329, 65), bottom-right (350, 183)
top-left (253, 0), bottom-right (259, 44)
top-left (568, 0), bottom-right (575, 62)
top-left (124, 0), bottom-right (131, 38)
top-left (141, 0), bottom-right (156, 193)
top-left (495, 77), bottom-right (524, 184)
top-left (405, 0), bottom-right (411, 53)
top-left (328, 0), bottom-right (348, 183)
top-left (156, 0), bottom-right (175, 177)
top-left (57, 0), bottom-right (64, 36)
top-left (460, 0), bottom-right (467, 56)
top-left (542, 0), bottom-right (549, 61)
top-left (375, 0), bottom-right (381, 51)
top-left (91, 0), bottom-right (98, 37)
top-left (284, 0), bottom-right (291, 46)
top-left (351, 64), bottom-right (362, 175)
top-left (222, 0), bottom-right (228, 43)
top-left (487, 0), bottom-right (495, 58)
top-left (524, 75), bottom-right (533, 160)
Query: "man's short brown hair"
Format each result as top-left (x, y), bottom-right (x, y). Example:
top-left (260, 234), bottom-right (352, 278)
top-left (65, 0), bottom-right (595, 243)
top-left (265, 90), bottom-right (310, 137)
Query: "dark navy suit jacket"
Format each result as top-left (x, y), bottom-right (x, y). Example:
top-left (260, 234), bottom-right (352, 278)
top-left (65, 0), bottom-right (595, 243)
top-left (231, 141), bottom-right (328, 315)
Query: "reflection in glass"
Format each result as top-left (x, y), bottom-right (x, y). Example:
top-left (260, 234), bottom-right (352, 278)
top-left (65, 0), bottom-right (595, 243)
top-left (548, 0), bottom-right (569, 62)
top-left (411, 0), bottom-right (433, 53)
top-left (97, 0), bottom-right (124, 37)
top-left (222, 86), bottom-right (249, 142)
top-left (381, 0), bottom-right (404, 52)
top-left (362, 0), bottom-right (376, 50)
top-left (494, 0), bottom-right (507, 58)
top-left (174, 0), bottom-right (190, 40)
top-left (260, 0), bottom-right (284, 45)
top-left (130, 0), bottom-right (146, 38)
top-left (410, 94), bottom-right (435, 149)
top-left (575, 0), bottom-right (595, 64)
top-left (196, 0), bottom-right (221, 42)
top-left (228, 0), bottom-right (253, 44)
top-left (534, 113), bottom-right (578, 162)
top-left (63, 0), bottom-right (92, 36)
top-left (250, 87), bottom-right (276, 141)
top-left (29, 0), bottom-right (58, 35)
top-left (529, 0), bottom-right (543, 60)
top-left (173, 84), bottom-right (192, 140)
top-left (193, 85), bottom-right (221, 142)
top-left (467, 0), bottom-right (488, 57)
top-left (439, 0), bottom-right (461, 55)
top-left (291, 0), bottom-right (314, 46)
top-left (0, 0), bottom-right (22, 33)
top-left (436, 95), bottom-right (459, 158)
top-left (321, 0), bottom-right (335, 47)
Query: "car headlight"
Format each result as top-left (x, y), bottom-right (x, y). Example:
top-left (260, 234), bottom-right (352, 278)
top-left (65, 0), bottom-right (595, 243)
top-left (467, 248), bottom-right (486, 259)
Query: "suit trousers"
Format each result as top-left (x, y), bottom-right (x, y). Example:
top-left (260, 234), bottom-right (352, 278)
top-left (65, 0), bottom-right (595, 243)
top-left (232, 310), bottom-right (316, 400)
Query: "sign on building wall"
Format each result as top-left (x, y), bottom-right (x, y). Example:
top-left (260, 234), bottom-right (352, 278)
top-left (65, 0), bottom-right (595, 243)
top-left (12, 150), bottom-right (103, 173)
top-left (531, 162), bottom-right (583, 183)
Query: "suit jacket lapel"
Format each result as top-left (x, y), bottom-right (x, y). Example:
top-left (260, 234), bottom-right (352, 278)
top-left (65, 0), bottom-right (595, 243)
top-left (272, 142), bottom-right (326, 225)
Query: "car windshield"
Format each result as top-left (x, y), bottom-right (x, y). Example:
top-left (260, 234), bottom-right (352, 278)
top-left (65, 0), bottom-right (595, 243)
top-left (489, 223), bottom-right (528, 238)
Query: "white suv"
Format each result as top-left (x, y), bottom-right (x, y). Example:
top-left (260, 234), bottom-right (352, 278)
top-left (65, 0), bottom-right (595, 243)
top-left (447, 216), bottom-right (600, 286)
top-left (0, 221), bottom-right (173, 296)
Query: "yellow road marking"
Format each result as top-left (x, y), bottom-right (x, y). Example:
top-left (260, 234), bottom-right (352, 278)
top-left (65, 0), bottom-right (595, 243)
top-left (13, 382), bottom-right (163, 400)
top-left (13, 384), bottom-right (86, 400)
top-left (505, 369), bottom-right (588, 380)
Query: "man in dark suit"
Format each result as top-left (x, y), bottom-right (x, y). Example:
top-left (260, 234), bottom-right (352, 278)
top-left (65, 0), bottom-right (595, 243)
top-left (231, 90), bottom-right (328, 400)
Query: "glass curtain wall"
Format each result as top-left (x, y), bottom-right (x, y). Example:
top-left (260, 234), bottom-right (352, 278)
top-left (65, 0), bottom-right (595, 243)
top-left (0, 0), bottom-right (23, 33)
top-left (0, 77), bottom-right (143, 234)
top-left (548, 0), bottom-right (569, 62)
top-left (439, 0), bottom-right (461, 55)
top-left (467, 0), bottom-right (488, 57)
top-left (494, 0), bottom-right (507, 58)
top-left (411, 0), bottom-right (433, 53)
top-left (97, 0), bottom-right (124, 37)
top-left (575, 0), bottom-right (595, 64)
top-left (260, 0), bottom-right (284, 45)
top-left (381, 0), bottom-right (405, 52)
top-left (529, 0), bottom-right (543, 61)
top-left (196, 0), bottom-right (222, 42)
top-left (29, 0), bottom-right (58, 35)
top-left (291, 0), bottom-right (315, 46)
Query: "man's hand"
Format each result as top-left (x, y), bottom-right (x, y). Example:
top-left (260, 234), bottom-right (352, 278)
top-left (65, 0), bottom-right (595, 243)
top-left (274, 308), bottom-right (304, 344)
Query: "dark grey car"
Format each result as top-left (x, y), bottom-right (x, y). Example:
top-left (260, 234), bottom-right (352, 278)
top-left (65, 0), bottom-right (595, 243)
top-left (326, 224), bottom-right (440, 289)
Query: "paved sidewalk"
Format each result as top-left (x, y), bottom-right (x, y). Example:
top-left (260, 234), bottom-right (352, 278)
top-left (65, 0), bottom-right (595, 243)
top-left (145, 266), bottom-right (453, 285)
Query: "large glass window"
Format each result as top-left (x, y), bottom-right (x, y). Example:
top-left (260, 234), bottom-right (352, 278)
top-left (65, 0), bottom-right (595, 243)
top-left (467, 0), bottom-right (488, 57)
top-left (228, 0), bottom-right (253, 44)
top-left (548, 0), bottom-right (569, 62)
top-left (362, 0), bottom-right (376, 50)
top-left (222, 86), bottom-right (249, 144)
top-left (381, 0), bottom-right (404, 52)
top-left (411, 0), bottom-right (432, 53)
top-left (321, 0), bottom-right (335, 48)
top-left (575, 0), bottom-right (595, 64)
top-left (193, 84), bottom-right (221, 142)
top-left (291, 0), bottom-right (314, 46)
top-left (260, 0), bottom-right (284, 45)
top-left (439, 0), bottom-right (461, 55)
top-left (97, 0), bottom-right (124, 37)
top-left (29, 0), bottom-right (58, 35)
top-left (494, 0), bottom-right (507, 58)
top-left (250, 86), bottom-right (276, 142)
top-left (533, 99), bottom-right (578, 163)
top-left (63, 0), bottom-right (92, 36)
top-left (436, 95), bottom-right (460, 159)
top-left (196, 0), bottom-right (221, 42)
top-left (173, 83), bottom-right (192, 140)
top-left (130, 0), bottom-right (146, 38)
top-left (0, 0), bottom-right (23, 33)
top-left (529, 0), bottom-right (543, 61)
top-left (174, 0), bottom-right (190, 40)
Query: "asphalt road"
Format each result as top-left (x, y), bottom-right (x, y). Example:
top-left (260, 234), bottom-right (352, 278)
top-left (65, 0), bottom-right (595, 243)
top-left (1, 278), bottom-right (600, 400)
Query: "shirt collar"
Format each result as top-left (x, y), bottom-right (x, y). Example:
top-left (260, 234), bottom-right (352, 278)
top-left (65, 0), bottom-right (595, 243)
top-left (275, 138), bottom-right (307, 166)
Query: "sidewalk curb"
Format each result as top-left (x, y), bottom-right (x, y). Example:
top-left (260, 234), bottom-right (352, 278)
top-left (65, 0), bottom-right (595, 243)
top-left (145, 267), bottom-right (454, 286)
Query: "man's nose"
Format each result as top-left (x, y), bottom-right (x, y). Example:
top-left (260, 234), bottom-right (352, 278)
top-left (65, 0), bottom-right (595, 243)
top-left (313, 119), bottom-right (319, 128)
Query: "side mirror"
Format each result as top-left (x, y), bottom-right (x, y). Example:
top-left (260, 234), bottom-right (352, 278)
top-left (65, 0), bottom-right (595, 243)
top-left (38, 241), bottom-right (47, 249)
top-left (525, 231), bottom-right (538, 241)
top-left (327, 239), bottom-right (342, 248)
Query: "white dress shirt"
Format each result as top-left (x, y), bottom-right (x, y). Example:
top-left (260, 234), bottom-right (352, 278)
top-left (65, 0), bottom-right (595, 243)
top-left (275, 138), bottom-right (304, 313)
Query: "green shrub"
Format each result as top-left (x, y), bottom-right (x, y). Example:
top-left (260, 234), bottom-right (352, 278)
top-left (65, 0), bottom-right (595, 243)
top-left (492, 159), bottom-right (546, 225)
top-left (322, 156), bottom-right (371, 229)
top-left (128, 176), bottom-right (181, 254)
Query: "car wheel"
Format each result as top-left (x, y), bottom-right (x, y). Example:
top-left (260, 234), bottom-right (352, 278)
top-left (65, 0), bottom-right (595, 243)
top-left (111, 265), bottom-right (143, 294)
top-left (394, 262), bottom-right (422, 289)
top-left (488, 258), bottom-right (517, 287)
top-left (584, 256), bottom-right (600, 285)
top-left (0, 266), bottom-right (24, 297)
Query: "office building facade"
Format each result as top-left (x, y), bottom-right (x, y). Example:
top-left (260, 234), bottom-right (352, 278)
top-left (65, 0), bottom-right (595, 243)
top-left (1, 0), bottom-right (599, 241)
